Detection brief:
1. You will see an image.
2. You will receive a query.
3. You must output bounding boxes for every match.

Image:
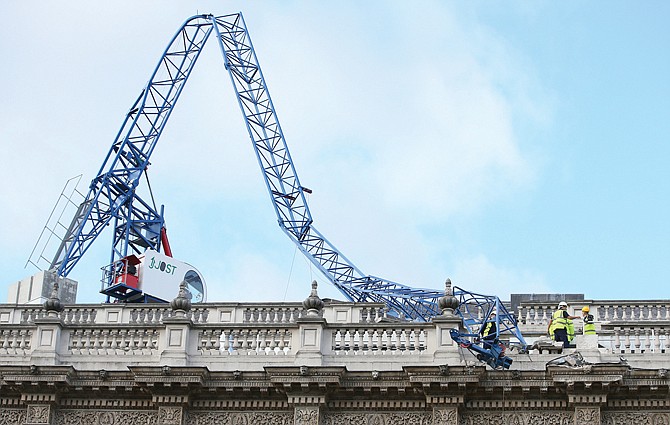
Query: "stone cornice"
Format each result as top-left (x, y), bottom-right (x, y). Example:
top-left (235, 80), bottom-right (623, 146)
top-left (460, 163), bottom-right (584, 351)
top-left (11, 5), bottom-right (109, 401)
top-left (2, 364), bottom-right (670, 410)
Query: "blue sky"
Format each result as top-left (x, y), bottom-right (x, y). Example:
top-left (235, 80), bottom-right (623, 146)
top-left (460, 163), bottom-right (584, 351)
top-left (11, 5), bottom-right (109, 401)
top-left (0, 1), bottom-right (668, 305)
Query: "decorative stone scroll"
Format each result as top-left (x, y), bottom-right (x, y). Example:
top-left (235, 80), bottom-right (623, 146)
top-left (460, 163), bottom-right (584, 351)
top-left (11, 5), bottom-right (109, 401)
top-left (26, 404), bottom-right (51, 424)
top-left (575, 406), bottom-right (600, 423)
top-left (460, 411), bottom-right (572, 425)
top-left (0, 409), bottom-right (25, 425)
top-left (54, 409), bottom-right (158, 425)
top-left (433, 407), bottom-right (458, 425)
top-left (159, 406), bottom-right (183, 425)
top-left (321, 411), bottom-right (432, 425)
top-left (295, 406), bottom-right (320, 425)
top-left (602, 411), bottom-right (670, 425)
top-left (184, 411), bottom-right (293, 425)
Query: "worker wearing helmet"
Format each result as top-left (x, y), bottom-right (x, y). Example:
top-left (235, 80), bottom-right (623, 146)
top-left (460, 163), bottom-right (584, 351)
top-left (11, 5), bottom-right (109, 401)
top-left (548, 302), bottom-right (579, 347)
top-left (582, 306), bottom-right (596, 335)
top-left (479, 309), bottom-right (498, 349)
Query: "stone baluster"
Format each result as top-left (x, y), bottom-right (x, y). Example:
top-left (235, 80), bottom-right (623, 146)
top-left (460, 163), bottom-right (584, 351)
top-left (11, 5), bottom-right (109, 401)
top-left (333, 330), bottom-right (342, 351)
top-left (220, 330), bottom-right (229, 353)
top-left (371, 330), bottom-right (380, 352)
top-left (642, 329), bottom-right (650, 352)
top-left (353, 330), bottom-right (361, 351)
top-left (633, 330), bottom-right (641, 353)
top-left (408, 330), bottom-right (416, 351)
top-left (614, 328), bottom-right (622, 353)
top-left (399, 330), bottom-right (408, 351)
top-left (381, 330), bottom-right (390, 351)
top-left (342, 330), bottom-right (351, 352)
top-left (660, 330), bottom-right (667, 353)
top-left (362, 330), bottom-right (371, 352)
top-left (650, 329), bottom-right (659, 353)
top-left (623, 330), bottom-right (632, 353)
top-left (1, 330), bottom-right (9, 352)
top-left (278, 329), bottom-right (287, 354)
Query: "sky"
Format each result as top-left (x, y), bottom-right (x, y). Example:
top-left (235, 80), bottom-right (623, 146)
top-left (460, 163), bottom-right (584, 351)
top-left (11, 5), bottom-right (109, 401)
top-left (0, 1), bottom-right (668, 305)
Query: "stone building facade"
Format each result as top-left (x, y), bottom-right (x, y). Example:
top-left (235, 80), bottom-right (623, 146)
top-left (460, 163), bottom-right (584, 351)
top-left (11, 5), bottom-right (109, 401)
top-left (1, 284), bottom-right (669, 424)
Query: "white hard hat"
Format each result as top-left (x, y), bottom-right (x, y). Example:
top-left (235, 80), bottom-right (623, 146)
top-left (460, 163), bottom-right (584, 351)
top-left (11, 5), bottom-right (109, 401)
top-left (558, 301), bottom-right (568, 308)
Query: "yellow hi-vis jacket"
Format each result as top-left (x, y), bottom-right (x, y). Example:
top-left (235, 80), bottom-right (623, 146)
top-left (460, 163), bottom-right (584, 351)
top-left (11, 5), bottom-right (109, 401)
top-left (550, 309), bottom-right (575, 341)
top-left (583, 314), bottom-right (596, 335)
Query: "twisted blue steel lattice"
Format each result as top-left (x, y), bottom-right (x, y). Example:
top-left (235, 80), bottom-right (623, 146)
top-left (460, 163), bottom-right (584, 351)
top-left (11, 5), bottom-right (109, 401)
top-left (48, 13), bottom-right (527, 345)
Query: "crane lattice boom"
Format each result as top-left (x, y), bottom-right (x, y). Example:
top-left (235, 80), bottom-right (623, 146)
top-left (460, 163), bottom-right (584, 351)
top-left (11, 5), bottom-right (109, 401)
top-left (47, 13), bottom-right (526, 346)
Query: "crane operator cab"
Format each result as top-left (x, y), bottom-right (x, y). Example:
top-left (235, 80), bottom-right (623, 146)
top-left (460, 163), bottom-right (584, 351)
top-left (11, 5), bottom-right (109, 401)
top-left (102, 249), bottom-right (206, 303)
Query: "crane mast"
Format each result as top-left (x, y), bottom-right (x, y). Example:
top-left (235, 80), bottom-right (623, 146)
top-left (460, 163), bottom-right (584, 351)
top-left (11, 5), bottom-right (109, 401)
top-left (46, 13), bottom-right (527, 346)
top-left (50, 16), bottom-right (214, 285)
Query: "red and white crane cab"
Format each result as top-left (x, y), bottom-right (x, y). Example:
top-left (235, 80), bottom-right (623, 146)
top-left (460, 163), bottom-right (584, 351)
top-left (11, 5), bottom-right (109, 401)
top-left (102, 250), bottom-right (206, 303)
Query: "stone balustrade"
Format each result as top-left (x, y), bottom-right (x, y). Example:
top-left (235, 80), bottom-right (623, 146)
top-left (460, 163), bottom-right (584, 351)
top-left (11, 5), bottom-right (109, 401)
top-left (2, 299), bottom-right (670, 372)
top-left (330, 326), bottom-right (430, 355)
top-left (517, 300), bottom-right (670, 325)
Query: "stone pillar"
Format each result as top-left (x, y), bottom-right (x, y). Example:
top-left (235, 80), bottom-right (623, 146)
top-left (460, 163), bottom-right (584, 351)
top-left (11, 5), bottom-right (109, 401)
top-left (160, 282), bottom-right (195, 366)
top-left (432, 279), bottom-right (465, 365)
top-left (294, 281), bottom-right (326, 366)
top-left (31, 282), bottom-right (66, 366)
top-left (30, 317), bottom-right (63, 366)
top-left (160, 314), bottom-right (193, 366)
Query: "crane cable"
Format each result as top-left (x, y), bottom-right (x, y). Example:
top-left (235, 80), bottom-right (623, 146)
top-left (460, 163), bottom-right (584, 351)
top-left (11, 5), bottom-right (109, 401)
top-left (283, 191), bottom-right (315, 301)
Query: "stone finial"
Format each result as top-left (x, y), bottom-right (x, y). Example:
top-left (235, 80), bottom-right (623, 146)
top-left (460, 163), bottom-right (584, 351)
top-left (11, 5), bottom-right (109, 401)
top-left (437, 278), bottom-right (459, 316)
top-left (302, 280), bottom-right (324, 317)
top-left (44, 281), bottom-right (64, 315)
top-left (170, 280), bottom-right (192, 315)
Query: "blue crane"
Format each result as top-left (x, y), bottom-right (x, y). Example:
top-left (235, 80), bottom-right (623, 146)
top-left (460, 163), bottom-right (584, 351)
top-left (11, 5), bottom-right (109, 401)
top-left (47, 13), bottom-right (527, 349)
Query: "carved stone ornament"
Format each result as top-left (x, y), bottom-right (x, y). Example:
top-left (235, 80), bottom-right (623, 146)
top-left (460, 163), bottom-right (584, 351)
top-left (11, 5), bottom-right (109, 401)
top-left (437, 278), bottom-right (459, 315)
top-left (54, 410), bottom-right (157, 425)
top-left (159, 406), bottom-right (183, 425)
top-left (303, 281), bottom-right (324, 316)
top-left (26, 404), bottom-right (51, 424)
top-left (295, 407), bottom-right (319, 425)
top-left (44, 281), bottom-right (64, 314)
top-left (575, 407), bottom-right (600, 423)
top-left (460, 411), bottom-right (573, 425)
top-left (0, 409), bottom-right (26, 425)
top-left (170, 281), bottom-right (192, 313)
top-left (184, 411), bottom-right (293, 425)
top-left (321, 412), bottom-right (431, 425)
top-left (434, 407), bottom-right (457, 425)
top-left (602, 412), bottom-right (670, 425)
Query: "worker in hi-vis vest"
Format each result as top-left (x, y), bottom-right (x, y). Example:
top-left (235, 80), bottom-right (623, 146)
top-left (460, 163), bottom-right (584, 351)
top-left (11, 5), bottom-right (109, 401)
top-left (581, 306), bottom-right (596, 335)
top-left (547, 301), bottom-right (580, 347)
top-left (479, 310), bottom-right (498, 349)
